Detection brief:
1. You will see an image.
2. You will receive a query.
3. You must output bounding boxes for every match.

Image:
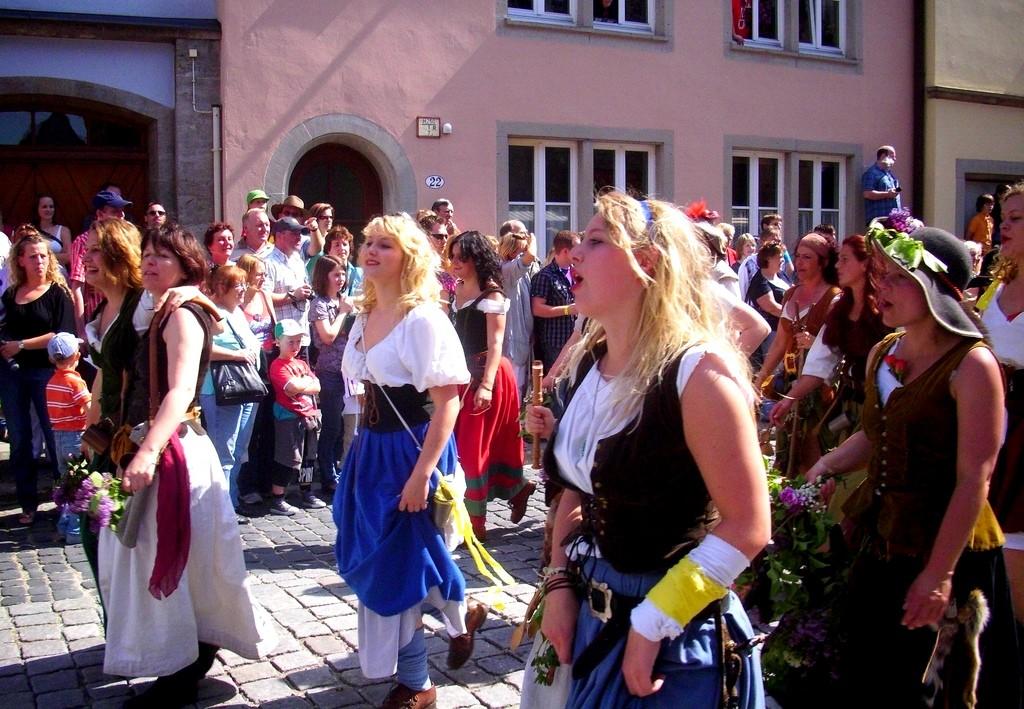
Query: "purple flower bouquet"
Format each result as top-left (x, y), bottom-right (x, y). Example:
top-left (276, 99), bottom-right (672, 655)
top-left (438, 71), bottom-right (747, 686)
top-left (739, 470), bottom-right (848, 706)
top-left (53, 455), bottom-right (127, 534)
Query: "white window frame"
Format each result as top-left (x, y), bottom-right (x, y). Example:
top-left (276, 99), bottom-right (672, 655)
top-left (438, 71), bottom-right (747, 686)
top-left (592, 143), bottom-right (656, 197)
top-left (798, 0), bottom-right (845, 55)
top-left (731, 150), bottom-right (784, 236)
top-left (744, 0), bottom-right (783, 48)
top-left (506, 0), bottom-right (577, 25)
top-left (508, 139), bottom-right (578, 255)
top-left (592, 0), bottom-right (654, 33)
top-left (797, 155), bottom-right (846, 238)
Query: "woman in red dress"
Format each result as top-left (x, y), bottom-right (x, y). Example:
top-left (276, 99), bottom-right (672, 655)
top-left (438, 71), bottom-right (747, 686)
top-left (446, 231), bottom-right (535, 541)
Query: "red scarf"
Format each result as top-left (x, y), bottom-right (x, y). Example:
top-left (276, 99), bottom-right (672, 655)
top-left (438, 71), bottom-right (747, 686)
top-left (148, 433), bottom-right (191, 599)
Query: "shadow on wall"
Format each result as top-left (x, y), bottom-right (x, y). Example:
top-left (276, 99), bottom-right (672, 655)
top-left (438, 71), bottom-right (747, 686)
top-left (226, 0), bottom-right (401, 187)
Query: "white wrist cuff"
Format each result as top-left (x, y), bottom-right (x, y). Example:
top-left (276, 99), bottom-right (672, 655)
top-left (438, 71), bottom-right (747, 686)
top-left (687, 534), bottom-right (750, 588)
top-left (631, 599), bottom-right (684, 642)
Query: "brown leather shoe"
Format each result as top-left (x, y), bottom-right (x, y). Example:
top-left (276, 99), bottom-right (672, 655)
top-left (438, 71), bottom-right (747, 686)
top-left (379, 682), bottom-right (436, 709)
top-left (508, 480), bottom-right (536, 524)
top-left (447, 600), bottom-right (489, 669)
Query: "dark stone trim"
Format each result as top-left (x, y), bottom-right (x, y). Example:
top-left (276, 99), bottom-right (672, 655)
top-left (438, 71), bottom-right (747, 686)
top-left (925, 86), bottom-right (1024, 110)
top-left (0, 10), bottom-right (220, 42)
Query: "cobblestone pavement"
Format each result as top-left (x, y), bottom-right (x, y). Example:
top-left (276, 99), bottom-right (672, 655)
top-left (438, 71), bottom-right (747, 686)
top-left (0, 472), bottom-right (546, 708)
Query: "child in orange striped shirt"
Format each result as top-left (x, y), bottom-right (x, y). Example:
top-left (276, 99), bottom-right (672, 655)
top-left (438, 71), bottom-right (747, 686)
top-left (46, 332), bottom-right (91, 544)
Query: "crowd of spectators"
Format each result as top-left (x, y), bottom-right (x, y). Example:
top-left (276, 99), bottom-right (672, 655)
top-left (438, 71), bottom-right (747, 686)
top-left (0, 164), bottom-right (1021, 707)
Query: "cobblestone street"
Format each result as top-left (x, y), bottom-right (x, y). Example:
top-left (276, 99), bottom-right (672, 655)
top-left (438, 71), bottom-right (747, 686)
top-left (0, 471), bottom-right (545, 708)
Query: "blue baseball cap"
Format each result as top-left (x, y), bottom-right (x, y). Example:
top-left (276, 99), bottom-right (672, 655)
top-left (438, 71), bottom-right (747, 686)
top-left (47, 332), bottom-right (81, 360)
top-left (92, 190), bottom-right (132, 211)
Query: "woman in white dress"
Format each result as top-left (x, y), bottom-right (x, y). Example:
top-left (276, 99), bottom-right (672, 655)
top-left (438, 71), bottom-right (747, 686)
top-left (100, 224), bottom-right (274, 708)
top-left (334, 213), bottom-right (486, 709)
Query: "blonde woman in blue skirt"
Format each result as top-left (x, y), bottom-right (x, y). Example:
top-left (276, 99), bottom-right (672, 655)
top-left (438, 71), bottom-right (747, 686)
top-left (334, 213), bottom-right (487, 709)
top-left (526, 192), bottom-right (770, 707)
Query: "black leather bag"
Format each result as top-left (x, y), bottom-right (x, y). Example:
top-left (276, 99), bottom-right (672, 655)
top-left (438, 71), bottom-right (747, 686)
top-left (211, 359), bottom-right (267, 405)
top-left (211, 319), bottom-right (268, 406)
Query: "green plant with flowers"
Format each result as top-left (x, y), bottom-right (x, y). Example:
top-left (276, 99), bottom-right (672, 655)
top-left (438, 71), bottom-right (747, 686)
top-left (740, 469), bottom-right (844, 619)
top-left (739, 464), bottom-right (850, 707)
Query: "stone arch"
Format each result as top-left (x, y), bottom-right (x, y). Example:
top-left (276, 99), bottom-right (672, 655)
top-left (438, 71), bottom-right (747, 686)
top-left (0, 77), bottom-right (175, 208)
top-left (264, 114), bottom-right (416, 214)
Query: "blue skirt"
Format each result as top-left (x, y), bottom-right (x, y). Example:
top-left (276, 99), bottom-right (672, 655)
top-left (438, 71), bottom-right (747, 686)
top-left (333, 424), bottom-right (465, 616)
top-left (568, 557), bottom-right (764, 709)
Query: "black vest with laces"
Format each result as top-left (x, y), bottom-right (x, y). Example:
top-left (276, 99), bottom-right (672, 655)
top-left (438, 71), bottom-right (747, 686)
top-left (543, 345), bottom-right (720, 573)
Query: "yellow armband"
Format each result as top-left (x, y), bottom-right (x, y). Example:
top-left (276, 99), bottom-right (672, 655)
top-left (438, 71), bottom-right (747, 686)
top-left (646, 558), bottom-right (728, 628)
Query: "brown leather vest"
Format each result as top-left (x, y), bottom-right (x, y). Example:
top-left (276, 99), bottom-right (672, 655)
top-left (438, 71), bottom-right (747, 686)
top-left (543, 346), bottom-right (719, 573)
top-left (125, 302), bottom-right (212, 426)
top-left (779, 285), bottom-right (842, 344)
top-left (843, 332), bottom-right (1003, 556)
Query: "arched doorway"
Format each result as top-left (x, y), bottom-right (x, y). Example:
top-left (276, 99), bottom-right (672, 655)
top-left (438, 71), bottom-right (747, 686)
top-left (0, 96), bottom-right (150, 236)
top-left (288, 144), bottom-right (383, 237)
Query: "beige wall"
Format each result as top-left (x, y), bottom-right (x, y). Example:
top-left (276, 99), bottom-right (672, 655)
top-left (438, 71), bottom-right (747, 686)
top-left (923, 0), bottom-right (1024, 233)
top-left (927, 0), bottom-right (1024, 94)
top-left (923, 99), bottom-right (1024, 230)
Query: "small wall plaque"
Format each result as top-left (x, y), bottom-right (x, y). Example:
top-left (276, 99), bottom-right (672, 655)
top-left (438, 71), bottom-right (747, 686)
top-left (416, 116), bottom-right (441, 138)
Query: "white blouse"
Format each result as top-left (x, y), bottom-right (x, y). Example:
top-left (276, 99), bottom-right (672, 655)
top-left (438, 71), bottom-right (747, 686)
top-left (802, 324), bottom-right (841, 381)
top-left (982, 284), bottom-right (1024, 370)
top-left (453, 295), bottom-right (510, 315)
top-left (553, 346), bottom-right (747, 495)
top-left (342, 303), bottom-right (470, 390)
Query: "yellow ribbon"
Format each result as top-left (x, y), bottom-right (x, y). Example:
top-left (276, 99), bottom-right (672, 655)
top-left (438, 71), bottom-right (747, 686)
top-left (437, 477), bottom-right (514, 609)
top-left (976, 278), bottom-right (1001, 313)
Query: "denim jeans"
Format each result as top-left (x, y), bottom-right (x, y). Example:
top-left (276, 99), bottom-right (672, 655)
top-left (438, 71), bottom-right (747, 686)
top-left (316, 370), bottom-right (346, 487)
top-left (200, 394), bottom-right (258, 508)
top-left (0, 360), bottom-right (59, 513)
top-left (52, 429), bottom-right (83, 478)
top-left (53, 429), bottom-right (83, 538)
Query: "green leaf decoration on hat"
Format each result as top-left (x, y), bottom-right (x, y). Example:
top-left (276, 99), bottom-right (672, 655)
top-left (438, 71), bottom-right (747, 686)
top-left (867, 222), bottom-right (948, 274)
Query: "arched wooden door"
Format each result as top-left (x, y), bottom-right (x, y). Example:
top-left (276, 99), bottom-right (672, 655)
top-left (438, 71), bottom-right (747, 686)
top-left (288, 144), bottom-right (383, 239)
top-left (0, 98), bottom-right (149, 236)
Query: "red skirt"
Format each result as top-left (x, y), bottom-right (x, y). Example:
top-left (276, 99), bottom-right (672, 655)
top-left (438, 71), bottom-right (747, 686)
top-left (454, 357), bottom-right (526, 518)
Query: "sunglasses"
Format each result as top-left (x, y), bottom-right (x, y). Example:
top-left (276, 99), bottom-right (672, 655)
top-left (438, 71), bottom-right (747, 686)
top-left (148, 210), bottom-right (166, 217)
top-left (430, 233), bottom-right (447, 242)
top-left (282, 210), bottom-right (303, 218)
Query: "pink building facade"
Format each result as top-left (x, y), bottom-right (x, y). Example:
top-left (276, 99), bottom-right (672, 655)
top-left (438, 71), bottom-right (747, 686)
top-left (219, 1), bottom-right (914, 251)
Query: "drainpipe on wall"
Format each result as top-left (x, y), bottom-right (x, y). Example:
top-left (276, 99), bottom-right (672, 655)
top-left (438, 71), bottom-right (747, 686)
top-left (190, 54), bottom-right (223, 222)
top-left (211, 105), bottom-right (223, 222)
